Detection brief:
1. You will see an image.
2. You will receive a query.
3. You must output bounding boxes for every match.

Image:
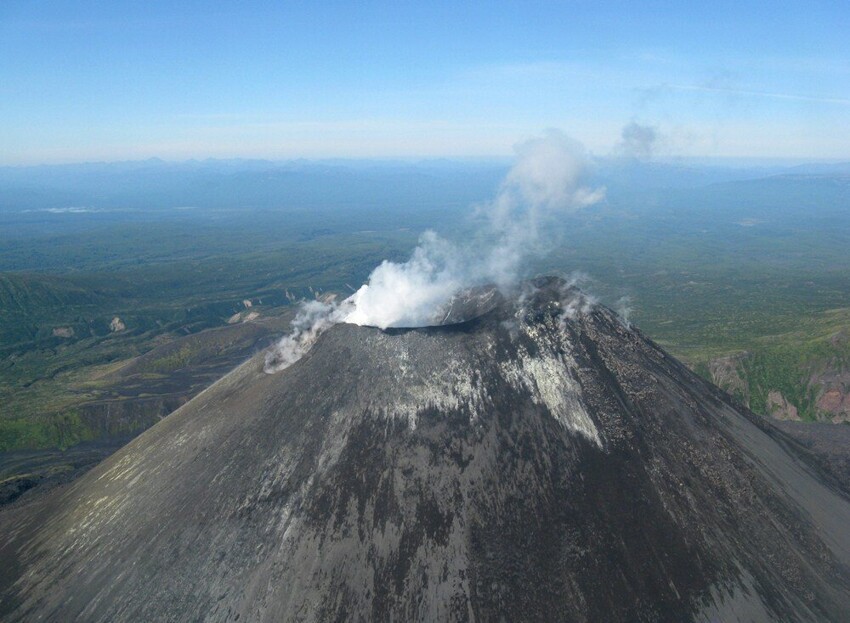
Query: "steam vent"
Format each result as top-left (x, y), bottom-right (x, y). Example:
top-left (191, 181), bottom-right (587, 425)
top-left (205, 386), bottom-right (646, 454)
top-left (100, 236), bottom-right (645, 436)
top-left (1, 277), bottom-right (849, 621)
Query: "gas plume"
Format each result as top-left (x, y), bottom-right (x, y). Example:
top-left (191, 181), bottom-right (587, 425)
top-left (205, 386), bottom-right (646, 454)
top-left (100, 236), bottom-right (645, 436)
top-left (345, 130), bottom-right (604, 328)
top-left (264, 299), bottom-right (351, 373)
top-left (265, 129), bottom-right (604, 373)
top-left (618, 121), bottom-right (659, 160)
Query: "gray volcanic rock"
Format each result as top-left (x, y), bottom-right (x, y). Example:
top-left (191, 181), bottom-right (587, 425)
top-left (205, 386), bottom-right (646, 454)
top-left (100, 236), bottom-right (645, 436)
top-left (1, 277), bottom-right (850, 622)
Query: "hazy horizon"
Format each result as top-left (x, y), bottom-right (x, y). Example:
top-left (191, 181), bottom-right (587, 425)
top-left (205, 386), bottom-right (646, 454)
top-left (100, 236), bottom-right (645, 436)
top-left (2, 154), bottom-right (849, 170)
top-left (2, 2), bottom-right (849, 165)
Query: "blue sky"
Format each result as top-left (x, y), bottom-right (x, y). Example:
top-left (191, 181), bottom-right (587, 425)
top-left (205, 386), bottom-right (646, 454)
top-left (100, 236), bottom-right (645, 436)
top-left (1, 1), bottom-right (848, 163)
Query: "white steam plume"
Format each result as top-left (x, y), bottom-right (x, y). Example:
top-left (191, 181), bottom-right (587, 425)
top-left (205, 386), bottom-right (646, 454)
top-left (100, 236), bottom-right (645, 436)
top-left (344, 231), bottom-right (465, 328)
top-left (617, 121), bottom-right (659, 160)
top-left (558, 273), bottom-right (598, 326)
top-left (264, 299), bottom-right (351, 373)
top-left (265, 129), bottom-right (605, 373)
top-left (345, 129), bottom-right (604, 329)
top-left (615, 295), bottom-right (633, 327)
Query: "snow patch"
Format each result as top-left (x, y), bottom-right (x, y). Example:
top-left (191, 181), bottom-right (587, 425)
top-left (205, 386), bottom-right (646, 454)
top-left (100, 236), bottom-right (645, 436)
top-left (500, 324), bottom-right (601, 446)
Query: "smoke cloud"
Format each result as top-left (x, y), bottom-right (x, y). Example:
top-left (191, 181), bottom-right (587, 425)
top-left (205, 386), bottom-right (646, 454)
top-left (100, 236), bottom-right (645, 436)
top-left (618, 121), bottom-right (659, 160)
top-left (265, 129), bottom-right (605, 372)
top-left (264, 299), bottom-right (351, 373)
top-left (615, 295), bottom-right (633, 327)
top-left (557, 272), bottom-right (597, 326)
top-left (345, 130), bottom-right (604, 328)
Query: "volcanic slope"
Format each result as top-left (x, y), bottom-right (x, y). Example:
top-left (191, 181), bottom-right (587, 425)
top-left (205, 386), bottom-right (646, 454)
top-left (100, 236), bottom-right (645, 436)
top-left (1, 278), bottom-right (849, 622)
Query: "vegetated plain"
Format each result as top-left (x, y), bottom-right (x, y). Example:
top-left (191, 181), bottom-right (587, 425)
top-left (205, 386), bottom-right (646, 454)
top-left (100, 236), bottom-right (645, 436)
top-left (0, 159), bottom-right (848, 499)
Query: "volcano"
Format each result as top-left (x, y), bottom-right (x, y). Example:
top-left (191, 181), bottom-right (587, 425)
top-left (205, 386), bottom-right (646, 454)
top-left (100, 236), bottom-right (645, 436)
top-left (1, 277), bottom-right (849, 621)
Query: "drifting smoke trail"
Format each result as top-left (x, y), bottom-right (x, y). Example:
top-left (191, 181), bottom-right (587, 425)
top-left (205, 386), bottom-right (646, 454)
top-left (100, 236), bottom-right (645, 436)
top-left (618, 121), bottom-right (659, 160)
top-left (264, 299), bottom-right (351, 373)
top-left (345, 130), bottom-right (604, 328)
top-left (344, 231), bottom-right (465, 328)
top-left (615, 296), bottom-right (633, 327)
top-left (264, 129), bottom-right (605, 373)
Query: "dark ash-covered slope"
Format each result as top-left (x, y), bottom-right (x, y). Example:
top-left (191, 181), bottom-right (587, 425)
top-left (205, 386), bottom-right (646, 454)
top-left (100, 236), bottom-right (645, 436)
top-left (1, 278), bottom-right (849, 622)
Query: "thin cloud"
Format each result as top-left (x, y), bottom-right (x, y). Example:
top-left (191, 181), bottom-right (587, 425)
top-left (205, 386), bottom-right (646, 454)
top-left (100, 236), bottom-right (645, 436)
top-left (670, 84), bottom-right (850, 106)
